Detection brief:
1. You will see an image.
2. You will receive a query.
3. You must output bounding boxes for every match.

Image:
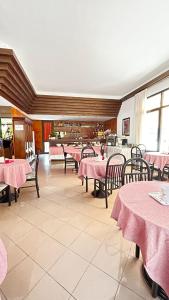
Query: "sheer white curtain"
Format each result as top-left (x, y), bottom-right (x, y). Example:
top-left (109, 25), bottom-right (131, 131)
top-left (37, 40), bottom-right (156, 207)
top-left (135, 89), bottom-right (147, 145)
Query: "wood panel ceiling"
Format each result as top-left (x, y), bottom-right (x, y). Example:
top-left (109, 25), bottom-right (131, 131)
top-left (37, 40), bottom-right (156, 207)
top-left (0, 48), bottom-right (121, 117)
top-left (33, 95), bottom-right (121, 117)
top-left (0, 48), bottom-right (35, 113)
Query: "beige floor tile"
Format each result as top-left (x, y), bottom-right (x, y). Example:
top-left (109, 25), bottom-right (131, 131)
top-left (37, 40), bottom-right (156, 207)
top-left (0, 213), bottom-right (22, 234)
top-left (22, 209), bottom-right (50, 226)
top-left (70, 232), bottom-right (101, 262)
top-left (7, 243), bottom-right (27, 273)
top-left (38, 216), bottom-right (64, 236)
top-left (103, 229), bottom-right (132, 254)
top-left (68, 214), bottom-right (93, 230)
top-left (115, 284), bottom-right (143, 300)
top-left (49, 250), bottom-right (88, 293)
top-left (5, 219), bottom-right (33, 242)
top-left (10, 203), bottom-right (36, 218)
top-left (73, 265), bottom-right (118, 300)
top-left (25, 274), bottom-right (70, 300)
top-left (84, 220), bottom-right (112, 241)
top-left (53, 207), bottom-right (77, 223)
top-left (92, 243), bottom-right (129, 281)
top-left (121, 257), bottom-right (154, 299)
top-left (16, 228), bottom-right (48, 255)
top-left (29, 236), bottom-right (66, 270)
top-left (0, 291), bottom-right (7, 300)
top-left (53, 224), bottom-right (81, 246)
top-left (0, 234), bottom-right (14, 250)
top-left (1, 257), bottom-right (44, 300)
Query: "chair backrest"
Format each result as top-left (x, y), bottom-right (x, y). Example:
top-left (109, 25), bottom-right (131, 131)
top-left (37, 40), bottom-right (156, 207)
top-left (30, 153), bottom-right (39, 178)
top-left (137, 144), bottom-right (146, 157)
top-left (131, 146), bottom-right (142, 159)
top-left (81, 146), bottom-right (96, 159)
top-left (61, 144), bottom-right (67, 157)
top-left (105, 153), bottom-right (126, 189)
top-left (122, 157), bottom-right (151, 185)
top-left (100, 143), bottom-right (106, 156)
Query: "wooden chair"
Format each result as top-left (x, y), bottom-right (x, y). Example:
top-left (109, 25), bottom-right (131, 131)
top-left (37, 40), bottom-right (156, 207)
top-left (62, 144), bottom-right (77, 174)
top-left (81, 146), bottom-right (96, 192)
top-left (132, 145), bottom-right (154, 178)
top-left (19, 154), bottom-right (40, 197)
top-left (161, 164), bottom-right (169, 181)
top-left (94, 153), bottom-right (126, 208)
top-left (122, 157), bottom-right (151, 259)
top-left (137, 143), bottom-right (146, 153)
top-left (0, 183), bottom-right (11, 206)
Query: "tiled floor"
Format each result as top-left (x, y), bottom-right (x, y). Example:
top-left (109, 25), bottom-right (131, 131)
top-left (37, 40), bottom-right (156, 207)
top-left (0, 155), bottom-right (157, 299)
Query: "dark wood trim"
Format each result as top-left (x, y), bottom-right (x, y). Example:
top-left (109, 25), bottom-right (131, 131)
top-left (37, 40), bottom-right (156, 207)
top-left (122, 71), bottom-right (169, 101)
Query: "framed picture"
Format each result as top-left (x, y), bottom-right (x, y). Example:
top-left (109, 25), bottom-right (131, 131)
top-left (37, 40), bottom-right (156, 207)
top-left (122, 118), bottom-right (130, 136)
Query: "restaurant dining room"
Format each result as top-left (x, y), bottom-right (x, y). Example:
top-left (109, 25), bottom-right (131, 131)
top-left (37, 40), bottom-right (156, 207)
top-left (1, 1), bottom-right (169, 300)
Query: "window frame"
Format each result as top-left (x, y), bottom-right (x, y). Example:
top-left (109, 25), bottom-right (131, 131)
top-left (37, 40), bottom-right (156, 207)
top-left (146, 88), bottom-right (169, 151)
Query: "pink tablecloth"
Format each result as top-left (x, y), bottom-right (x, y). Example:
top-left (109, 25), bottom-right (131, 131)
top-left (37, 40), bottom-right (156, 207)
top-left (0, 239), bottom-right (7, 284)
top-left (144, 152), bottom-right (169, 171)
top-left (78, 157), bottom-right (107, 179)
top-left (49, 146), bottom-right (63, 155)
top-left (0, 159), bottom-right (32, 188)
top-left (65, 146), bottom-right (101, 162)
top-left (111, 181), bottom-right (169, 296)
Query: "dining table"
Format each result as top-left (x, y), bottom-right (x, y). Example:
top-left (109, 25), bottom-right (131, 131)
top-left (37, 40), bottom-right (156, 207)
top-left (144, 152), bottom-right (169, 171)
top-left (0, 239), bottom-right (7, 285)
top-left (78, 156), bottom-right (122, 198)
top-left (0, 159), bottom-right (32, 188)
top-left (111, 181), bottom-right (169, 299)
top-left (65, 145), bottom-right (101, 162)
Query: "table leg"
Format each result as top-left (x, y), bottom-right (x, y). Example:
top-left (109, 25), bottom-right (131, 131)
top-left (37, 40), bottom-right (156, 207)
top-left (142, 266), bottom-right (168, 299)
top-left (91, 181), bottom-right (110, 198)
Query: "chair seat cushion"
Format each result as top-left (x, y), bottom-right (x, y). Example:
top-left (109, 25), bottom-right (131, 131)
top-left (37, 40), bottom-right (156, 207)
top-left (0, 183), bottom-right (8, 192)
top-left (26, 172), bottom-right (35, 180)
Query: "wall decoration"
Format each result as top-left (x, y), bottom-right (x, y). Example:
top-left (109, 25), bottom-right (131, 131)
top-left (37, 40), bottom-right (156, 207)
top-left (122, 118), bottom-right (130, 136)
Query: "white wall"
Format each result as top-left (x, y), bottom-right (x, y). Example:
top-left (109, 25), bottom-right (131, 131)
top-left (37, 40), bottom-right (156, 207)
top-left (117, 96), bottom-right (135, 144)
top-left (117, 76), bottom-right (169, 144)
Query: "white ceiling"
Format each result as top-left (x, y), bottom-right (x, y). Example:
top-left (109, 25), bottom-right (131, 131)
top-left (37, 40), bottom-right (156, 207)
top-left (1, 0), bottom-right (169, 99)
top-left (0, 97), bottom-right (12, 106)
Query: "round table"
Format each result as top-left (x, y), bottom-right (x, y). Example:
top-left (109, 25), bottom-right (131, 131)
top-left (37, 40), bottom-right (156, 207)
top-left (78, 156), bottom-right (108, 180)
top-left (0, 159), bottom-right (32, 188)
top-left (144, 152), bottom-right (169, 171)
top-left (111, 181), bottom-right (169, 299)
top-left (65, 146), bottom-right (101, 162)
top-left (0, 239), bottom-right (7, 285)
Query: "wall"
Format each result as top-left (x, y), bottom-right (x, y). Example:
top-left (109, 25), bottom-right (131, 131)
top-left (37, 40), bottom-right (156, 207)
top-left (117, 77), bottom-right (169, 144)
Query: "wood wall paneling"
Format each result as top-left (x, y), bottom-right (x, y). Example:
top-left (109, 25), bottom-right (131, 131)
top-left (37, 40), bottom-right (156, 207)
top-left (32, 120), bottom-right (43, 152)
top-left (104, 118), bottom-right (117, 133)
top-left (32, 96), bottom-right (122, 116)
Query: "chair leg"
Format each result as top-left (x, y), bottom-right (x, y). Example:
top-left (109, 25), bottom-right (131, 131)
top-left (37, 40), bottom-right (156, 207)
top-left (64, 158), bottom-right (66, 174)
top-left (36, 180), bottom-right (40, 198)
top-left (85, 177), bottom-right (88, 192)
top-left (135, 244), bottom-right (140, 258)
top-left (105, 187), bottom-right (108, 208)
top-left (94, 179), bottom-right (96, 196)
top-left (7, 186), bottom-right (11, 206)
top-left (152, 281), bottom-right (159, 298)
top-left (14, 188), bottom-right (18, 202)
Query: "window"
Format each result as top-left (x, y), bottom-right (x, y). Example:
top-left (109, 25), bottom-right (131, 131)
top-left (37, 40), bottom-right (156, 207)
top-left (144, 89), bottom-right (169, 151)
